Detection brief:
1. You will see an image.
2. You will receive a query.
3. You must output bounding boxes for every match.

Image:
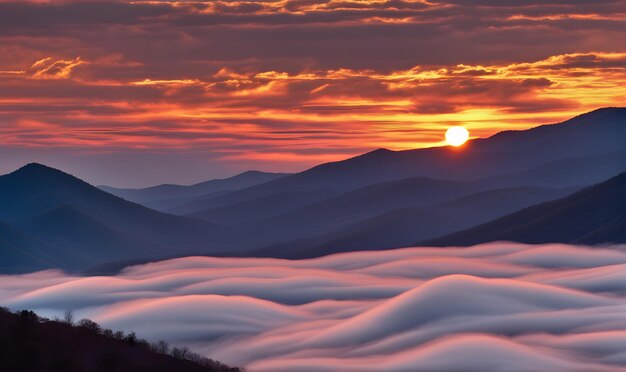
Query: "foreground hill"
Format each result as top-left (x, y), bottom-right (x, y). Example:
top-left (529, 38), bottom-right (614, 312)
top-left (423, 173), bottom-right (626, 246)
top-left (0, 164), bottom-right (225, 271)
top-left (0, 307), bottom-right (238, 371)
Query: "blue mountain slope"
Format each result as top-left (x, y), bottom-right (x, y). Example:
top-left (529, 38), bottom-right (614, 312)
top-left (0, 164), bottom-right (227, 272)
top-left (422, 173), bottom-right (626, 246)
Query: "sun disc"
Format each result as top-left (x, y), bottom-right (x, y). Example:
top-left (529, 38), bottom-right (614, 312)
top-left (445, 126), bottom-right (469, 147)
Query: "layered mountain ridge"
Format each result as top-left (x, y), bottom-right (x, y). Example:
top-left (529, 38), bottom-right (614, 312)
top-left (0, 107), bottom-right (624, 272)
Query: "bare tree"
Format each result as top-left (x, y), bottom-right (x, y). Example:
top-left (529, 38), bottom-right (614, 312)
top-left (77, 318), bottom-right (101, 333)
top-left (155, 340), bottom-right (170, 355)
top-left (171, 346), bottom-right (190, 360)
top-left (63, 310), bottom-right (74, 326)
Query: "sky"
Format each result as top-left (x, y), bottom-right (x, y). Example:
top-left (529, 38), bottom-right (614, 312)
top-left (1, 0), bottom-right (625, 187)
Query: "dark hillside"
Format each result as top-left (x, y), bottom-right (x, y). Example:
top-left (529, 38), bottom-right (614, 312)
top-left (0, 307), bottom-right (239, 372)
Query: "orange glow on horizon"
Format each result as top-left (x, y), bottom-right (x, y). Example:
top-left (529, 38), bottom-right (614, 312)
top-left (0, 0), bottom-right (623, 180)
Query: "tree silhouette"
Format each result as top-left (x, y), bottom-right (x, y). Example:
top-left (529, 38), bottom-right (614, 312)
top-left (155, 340), bottom-right (170, 355)
top-left (78, 318), bottom-right (101, 333)
top-left (0, 307), bottom-right (241, 371)
top-left (63, 310), bottom-right (74, 326)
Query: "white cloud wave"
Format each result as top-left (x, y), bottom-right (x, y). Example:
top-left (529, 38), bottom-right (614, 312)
top-left (1, 242), bottom-right (625, 371)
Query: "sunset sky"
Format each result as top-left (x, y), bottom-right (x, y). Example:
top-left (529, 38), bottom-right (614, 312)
top-left (1, 0), bottom-right (625, 186)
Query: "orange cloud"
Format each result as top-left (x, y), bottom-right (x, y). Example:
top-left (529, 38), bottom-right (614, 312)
top-left (29, 57), bottom-right (85, 79)
top-left (0, 52), bottom-right (624, 167)
top-left (0, 0), bottom-right (623, 185)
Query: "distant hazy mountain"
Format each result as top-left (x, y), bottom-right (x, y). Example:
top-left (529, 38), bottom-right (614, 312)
top-left (0, 164), bottom-right (226, 271)
top-left (233, 177), bottom-right (490, 248)
top-left (423, 173), bottom-right (626, 246)
top-left (188, 189), bottom-right (340, 225)
top-left (100, 170), bottom-right (290, 211)
top-left (252, 185), bottom-right (577, 258)
top-left (480, 149), bottom-right (626, 189)
top-left (180, 154), bottom-right (625, 256)
top-left (197, 148), bottom-right (622, 247)
top-left (204, 177), bottom-right (482, 229)
top-left (184, 108), bottom-right (625, 223)
top-left (238, 108), bottom-right (622, 188)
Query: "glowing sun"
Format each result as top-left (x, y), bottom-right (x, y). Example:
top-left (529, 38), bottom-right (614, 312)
top-left (445, 126), bottom-right (470, 147)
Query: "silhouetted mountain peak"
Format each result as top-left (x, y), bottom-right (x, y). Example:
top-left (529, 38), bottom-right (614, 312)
top-left (488, 107), bottom-right (625, 141)
top-left (1, 163), bottom-right (94, 199)
top-left (571, 106), bottom-right (625, 120)
top-left (372, 147), bottom-right (392, 153)
top-left (238, 170), bottom-right (267, 176)
top-left (15, 162), bottom-right (59, 175)
top-left (1, 163), bottom-right (104, 209)
top-left (10, 163), bottom-right (83, 184)
top-left (221, 170), bottom-right (289, 183)
top-left (363, 148), bottom-right (393, 157)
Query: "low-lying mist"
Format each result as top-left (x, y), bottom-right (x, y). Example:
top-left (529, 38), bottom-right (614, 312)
top-left (1, 242), bottom-right (625, 371)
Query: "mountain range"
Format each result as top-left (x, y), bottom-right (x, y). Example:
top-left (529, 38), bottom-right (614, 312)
top-left (100, 170), bottom-right (290, 211)
top-left (253, 185), bottom-right (580, 258)
top-left (0, 107), bottom-right (624, 273)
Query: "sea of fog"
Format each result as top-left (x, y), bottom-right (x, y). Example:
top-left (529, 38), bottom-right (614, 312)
top-left (1, 242), bottom-right (625, 371)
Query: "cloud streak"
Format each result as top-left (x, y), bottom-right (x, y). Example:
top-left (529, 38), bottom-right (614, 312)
top-left (1, 242), bottom-right (625, 371)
